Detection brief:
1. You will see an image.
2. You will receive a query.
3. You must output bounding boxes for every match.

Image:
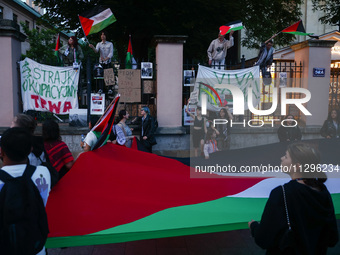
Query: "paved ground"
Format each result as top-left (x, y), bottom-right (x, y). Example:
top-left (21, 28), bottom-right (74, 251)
top-left (48, 220), bottom-right (340, 255)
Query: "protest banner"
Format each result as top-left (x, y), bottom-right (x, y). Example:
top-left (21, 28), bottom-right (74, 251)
top-left (20, 58), bottom-right (79, 114)
top-left (192, 65), bottom-right (260, 112)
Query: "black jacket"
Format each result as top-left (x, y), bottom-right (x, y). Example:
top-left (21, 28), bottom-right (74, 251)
top-left (132, 115), bottom-right (157, 146)
top-left (320, 120), bottom-right (340, 138)
top-left (250, 180), bottom-right (338, 255)
top-left (277, 126), bottom-right (302, 142)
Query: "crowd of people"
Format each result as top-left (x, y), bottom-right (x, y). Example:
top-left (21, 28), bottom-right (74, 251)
top-left (0, 28), bottom-right (339, 254)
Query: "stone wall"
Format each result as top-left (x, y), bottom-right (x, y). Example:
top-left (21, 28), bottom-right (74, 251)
top-left (0, 125), bottom-right (324, 159)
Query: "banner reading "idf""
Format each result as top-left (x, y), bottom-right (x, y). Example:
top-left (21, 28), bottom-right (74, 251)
top-left (20, 58), bottom-right (79, 114)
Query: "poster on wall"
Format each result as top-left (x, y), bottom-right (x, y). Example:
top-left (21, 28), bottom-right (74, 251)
top-left (141, 62), bottom-right (153, 79)
top-left (19, 57), bottom-right (79, 114)
top-left (184, 70), bottom-right (195, 86)
top-left (183, 105), bottom-right (195, 126)
top-left (69, 109), bottom-right (87, 127)
top-left (90, 93), bottom-right (105, 115)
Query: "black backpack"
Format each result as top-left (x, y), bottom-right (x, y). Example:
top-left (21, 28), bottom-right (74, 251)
top-left (0, 165), bottom-right (49, 255)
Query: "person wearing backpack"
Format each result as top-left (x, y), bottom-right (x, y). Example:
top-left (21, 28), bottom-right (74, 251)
top-left (10, 114), bottom-right (59, 188)
top-left (131, 106), bottom-right (157, 152)
top-left (0, 127), bottom-right (51, 255)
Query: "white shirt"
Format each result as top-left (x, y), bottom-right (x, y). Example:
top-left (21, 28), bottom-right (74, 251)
top-left (95, 41), bottom-right (114, 64)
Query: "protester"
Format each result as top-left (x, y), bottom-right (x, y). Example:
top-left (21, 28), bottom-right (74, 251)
top-left (255, 39), bottom-right (275, 74)
top-left (59, 36), bottom-right (84, 67)
top-left (249, 142), bottom-right (338, 254)
top-left (89, 31), bottom-right (114, 69)
top-left (215, 107), bottom-right (233, 150)
top-left (320, 109), bottom-right (340, 138)
top-left (42, 120), bottom-right (74, 179)
top-left (185, 98), bottom-right (207, 157)
top-left (277, 115), bottom-right (302, 142)
top-left (115, 110), bottom-right (134, 148)
top-left (0, 127), bottom-right (50, 255)
top-left (207, 30), bottom-right (234, 69)
top-left (131, 106), bottom-right (157, 152)
top-left (10, 114), bottom-right (46, 166)
top-left (203, 127), bottom-right (219, 159)
top-left (81, 115), bottom-right (101, 152)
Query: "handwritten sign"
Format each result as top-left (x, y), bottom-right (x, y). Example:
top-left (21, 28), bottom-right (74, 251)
top-left (20, 57), bottom-right (79, 114)
top-left (143, 80), bottom-right (154, 94)
top-left (104, 68), bottom-right (115, 86)
top-left (118, 69), bottom-right (141, 102)
top-left (118, 69), bottom-right (141, 89)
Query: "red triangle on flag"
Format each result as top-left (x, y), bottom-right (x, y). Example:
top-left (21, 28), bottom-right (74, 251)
top-left (79, 15), bottom-right (94, 36)
top-left (219, 25), bottom-right (230, 36)
top-left (282, 20), bottom-right (302, 33)
top-left (55, 33), bottom-right (60, 51)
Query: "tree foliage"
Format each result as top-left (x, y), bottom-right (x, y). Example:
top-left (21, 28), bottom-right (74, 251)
top-left (21, 23), bottom-right (57, 64)
top-left (240, 0), bottom-right (303, 48)
top-left (33, 0), bottom-right (303, 62)
top-left (312, 0), bottom-right (340, 27)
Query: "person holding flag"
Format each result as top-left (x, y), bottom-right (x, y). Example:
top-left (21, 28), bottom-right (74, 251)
top-left (207, 29), bottom-right (234, 69)
top-left (89, 30), bottom-right (114, 69)
top-left (255, 38), bottom-right (275, 84)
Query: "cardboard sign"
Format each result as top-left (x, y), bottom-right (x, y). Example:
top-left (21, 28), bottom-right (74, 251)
top-left (118, 69), bottom-right (141, 89)
top-left (104, 68), bottom-right (115, 86)
top-left (119, 88), bottom-right (141, 103)
top-left (143, 80), bottom-right (154, 94)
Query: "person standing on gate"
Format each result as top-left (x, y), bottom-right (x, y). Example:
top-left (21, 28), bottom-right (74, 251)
top-left (89, 31), bottom-right (114, 69)
top-left (89, 31), bottom-right (114, 93)
top-left (207, 30), bottom-right (234, 69)
top-left (255, 39), bottom-right (275, 79)
top-left (0, 128), bottom-right (51, 255)
top-left (59, 36), bottom-right (84, 67)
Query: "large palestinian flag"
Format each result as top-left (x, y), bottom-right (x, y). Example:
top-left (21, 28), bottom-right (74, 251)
top-left (45, 139), bottom-right (340, 248)
top-left (79, 6), bottom-right (116, 37)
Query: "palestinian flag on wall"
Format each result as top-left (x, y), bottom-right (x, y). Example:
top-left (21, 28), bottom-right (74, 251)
top-left (91, 94), bottom-right (120, 150)
top-left (219, 20), bottom-right (243, 36)
top-left (79, 6), bottom-right (116, 37)
top-left (125, 35), bottom-right (137, 69)
top-left (282, 20), bottom-right (313, 36)
top-left (45, 139), bottom-right (340, 248)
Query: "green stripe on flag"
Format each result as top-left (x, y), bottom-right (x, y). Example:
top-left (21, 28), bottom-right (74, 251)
top-left (88, 15), bottom-right (117, 35)
top-left (45, 193), bottom-right (340, 248)
top-left (283, 31), bottom-right (312, 36)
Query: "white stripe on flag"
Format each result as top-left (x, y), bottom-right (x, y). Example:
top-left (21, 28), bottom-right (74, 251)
top-left (91, 8), bottom-right (113, 26)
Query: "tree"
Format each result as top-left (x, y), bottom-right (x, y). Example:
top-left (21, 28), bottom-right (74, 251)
top-left (21, 23), bottom-right (57, 64)
top-left (312, 0), bottom-right (340, 29)
top-left (33, 0), bottom-right (303, 62)
top-left (240, 0), bottom-right (303, 49)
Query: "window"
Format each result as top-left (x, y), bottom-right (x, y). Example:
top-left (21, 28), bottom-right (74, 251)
top-left (25, 20), bottom-right (29, 28)
top-left (36, 26), bottom-right (40, 32)
top-left (0, 6), bottom-right (3, 19)
top-left (13, 13), bottom-right (18, 23)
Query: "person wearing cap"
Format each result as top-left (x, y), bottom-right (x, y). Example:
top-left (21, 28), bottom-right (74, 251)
top-left (207, 30), bottom-right (234, 69)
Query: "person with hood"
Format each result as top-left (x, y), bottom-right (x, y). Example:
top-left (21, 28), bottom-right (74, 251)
top-left (249, 142), bottom-right (338, 254)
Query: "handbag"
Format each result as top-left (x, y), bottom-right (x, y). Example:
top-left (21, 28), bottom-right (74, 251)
top-left (279, 185), bottom-right (296, 253)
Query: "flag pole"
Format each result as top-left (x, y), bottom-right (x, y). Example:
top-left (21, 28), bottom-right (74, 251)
top-left (265, 31), bottom-right (281, 44)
